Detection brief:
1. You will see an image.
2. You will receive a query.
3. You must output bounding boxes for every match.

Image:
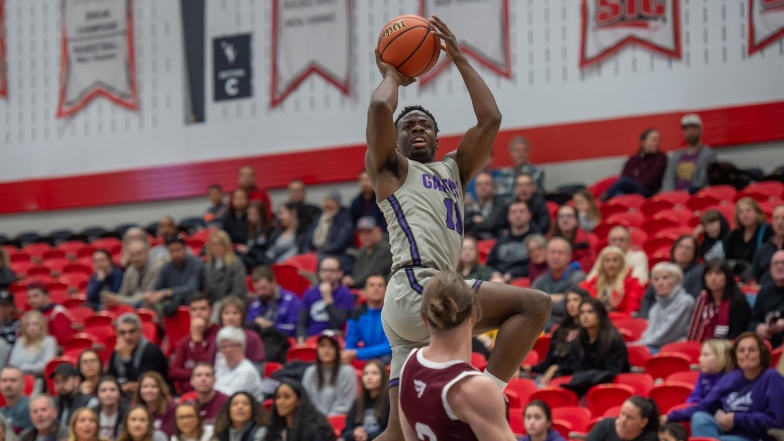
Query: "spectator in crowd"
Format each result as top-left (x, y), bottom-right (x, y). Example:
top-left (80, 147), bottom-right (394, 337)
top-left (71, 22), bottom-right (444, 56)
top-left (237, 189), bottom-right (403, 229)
top-left (286, 179), bottom-right (321, 230)
top-left (297, 257), bottom-right (354, 342)
top-left (697, 210), bottom-right (731, 261)
top-left (213, 296), bottom-right (265, 367)
top-left (487, 201), bottom-right (535, 282)
top-left (0, 249), bottom-right (15, 290)
top-left (663, 332), bottom-right (784, 440)
top-left (107, 239), bottom-right (163, 310)
top-left (465, 172), bottom-right (507, 240)
top-left (687, 259), bottom-right (751, 342)
top-left (51, 363), bottom-right (98, 431)
top-left (118, 228), bottom-right (149, 268)
top-left (106, 313), bottom-right (168, 396)
top-left (726, 197), bottom-right (772, 280)
top-left (25, 281), bottom-right (72, 346)
top-left (305, 191), bottom-right (356, 272)
top-left (601, 129), bottom-right (668, 200)
top-left (212, 392), bottom-right (268, 441)
top-left (189, 363), bottom-right (227, 426)
top-left (588, 396), bottom-right (659, 441)
top-left (573, 189), bottom-right (602, 233)
top-left (343, 217), bottom-right (392, 289)
top-left (265, 202), bottom-right (308, 263)
top-left (236, 202), bottom-right (274, 270)
top-left (608, 226), bottom-right (649, 284)
top-left (93, 376), bottom-right (127, 440)
top-left (526, 235), bottom-right (551, 283)
top-left (555, 298), bottom-right (630, 395)
top-left (222, 189), bottom-right (251, 246)
top-left (496, 137), bottom-right (545, 199)
top-left (549, 205), bottom-right (597, 272)
top-left (204, 184), bottom-right (227, 225)
top-left (236, 166), bottom-right (272, 218)
top-left (0, 366), bottom-right (32, 433)
top-left (753, 205), bottom-right (784, 285)
top-left (533, 238), bottom-right (587, 326)
top-left (456, 237), bottom-right (493, 282)
top-left (266, 379), bottom-right (337, 441)
top-left (168, 294), bottom-right (219, 393)
top-left (342, 274), bottom-right (392, 364)
top-left (147, 234), bottom-right (204, 317)
top-left (170, 402), bottom-right (213, 441)
top-left (350, 170), bottom-right (387, 230)
top-left (77, 350), bottom-right (103, 396)
top-left (0, 290), bottom-right (19, 347)
top-left (661, 114), bottom-right (718, 193)
top-left (634, 263), bottom-right (695, 353)
top-left (86, 250), bottom-right (124, 310)
top-left (518, 400), bottom-right (566, 441)
top-left (501, 173), bottom-right (551, 235)
top-left (66, 409), bottom-right (104, 441)
top-left (524, 288), bottom-right (588, 386)
top-left (640, 235), bottom-right (703, 318)
top-left (658, 424), bottom-right (688, 441)
top-left (686, 339), bottom-right (733, 404)
top-left (203, 230), bottom-right (247, 304)
top-left (246, 266), bottom-right (301, 352)
top-left (342, 360), bottom-right (390, 441)
top-left (751, 250), bottom-right (784, 348)
top-left (116, 405), bottom-right (167, 441)
top-left (302, 330), bottom-right (358, 417)
top-left (148, 217), bottom-right (179, 264)
top-left (0, 416), bottom-right (17, 441)
top-left (581, 246), bottom-right (644, 315)
top-left (9, 311), bottom-right (56, 377)
top-left (132, 372), bottom-right (175, 437)
top-left (18, 396), bottom-right (68, 441)
top-left (213, 327), bottom-right (263, 401)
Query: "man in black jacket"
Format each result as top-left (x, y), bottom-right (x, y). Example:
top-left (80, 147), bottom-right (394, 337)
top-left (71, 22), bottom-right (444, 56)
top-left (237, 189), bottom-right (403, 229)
top-left (487, 201), bottom-right (534, 282)
top-left (19, 396), bottom-right (68, 441)
top-left (751, 250), bottom-right (784, 348)
top-left (51, 363), bottom-right (98, 431)
top-left (495, 173), bottom-right (551, 235)
top-left (106, 313), bottom-right (169, 395)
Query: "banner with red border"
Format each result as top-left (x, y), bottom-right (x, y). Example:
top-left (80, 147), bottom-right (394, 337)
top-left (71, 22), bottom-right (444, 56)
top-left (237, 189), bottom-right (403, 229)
top-left (417, 0), bottom-right (510, 87)
top-left (580, 0), bottom-right (681, 68)
top-left (270, 0), bottom-right (352, 107)
top-left (749, 0), bottom-right (784, 55)
top-left (0, 0), bottom-right (6, 98)
top-left (56, 0), bottom-right (138, 118)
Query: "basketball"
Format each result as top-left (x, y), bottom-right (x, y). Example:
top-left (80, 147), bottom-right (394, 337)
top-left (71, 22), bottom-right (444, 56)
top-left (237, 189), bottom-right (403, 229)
top-left (378, 14), bottom-right (441, 78)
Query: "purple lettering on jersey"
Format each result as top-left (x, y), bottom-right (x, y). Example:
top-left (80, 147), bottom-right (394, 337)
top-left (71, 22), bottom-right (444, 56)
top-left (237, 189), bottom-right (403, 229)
top-left (422, 174), bottom-right (433, 189)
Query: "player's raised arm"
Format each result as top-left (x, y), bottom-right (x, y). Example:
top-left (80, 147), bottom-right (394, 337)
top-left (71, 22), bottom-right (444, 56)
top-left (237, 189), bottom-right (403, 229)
top-left (430, 15), bottom-right (502, 188)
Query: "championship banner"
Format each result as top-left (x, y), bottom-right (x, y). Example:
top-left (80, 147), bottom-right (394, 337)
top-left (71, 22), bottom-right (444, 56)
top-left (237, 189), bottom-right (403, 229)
top-left (57, 0), bottom-right (138, 118)
top-left (270, 0), bottom-right (352, 107)
top-left (0, 0), bottom-right (6, 98)
top-left (418, 0), bottom-right (510, 87)
top-left (213, 34), bottom-right (252, 101)
top-left (749, 0), bottom-right (784, 55)
top-left (580, 0), bottom-right (681, 68)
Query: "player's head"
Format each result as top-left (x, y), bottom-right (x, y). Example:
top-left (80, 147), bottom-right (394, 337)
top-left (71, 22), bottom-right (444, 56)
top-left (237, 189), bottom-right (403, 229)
top-left (395, 105), bottom-right (439, 163)
top-left (421, 270), bottom-right (481, 334)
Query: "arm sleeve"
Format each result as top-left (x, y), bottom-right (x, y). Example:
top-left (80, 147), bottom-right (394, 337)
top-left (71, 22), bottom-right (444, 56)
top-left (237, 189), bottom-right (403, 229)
top-left (319, 218), bottom-right (355, 255)
top-left (727, 296), bottom-right (751, 340)
top-left (116, 270), bottom-right (147, 306)
top-left (110, 271), bottom-right (124, 293)
top-left (661, 153), bottom-right (676, 192)
top-left (87, 276), bottom-right (104, 304)
top-left (170, 262), bottom-right (203, 300)
top-left (748, 290), bottom-right (767, 331)
top-left (356, 333), bottom-right (392, 360)
top-left (325, 304), bottom-right (350, 331)
top-left (277, 298), bottom-right (301, 337)
top-left (228, 263), bottom-right (248, 298)
top-left (51, 312), bottom-right (73, 345)
top-left (733, 374), bottom-right (784, 439)
top-left (341, 401), bottom-right (359, 441)
top-left (167, 341), bottom-right (193, 383)
top-left (637, 301), bottom-right (692, 347)
top-left (330, 368), bottom-right (358, 416)
top-left (26, 338), bottom-right (57, 375)
top-left (296, 306), bottom-right (310, 339)
top-left (668, 374), bottom-right (730, 422)
top-left (344, 317), bottom-right (360, 351)
top-left (604, 338), bottom-right (629, 374)
top-left (686, 374), bottom-right (705, 404)
top-left (153, 268), bottom-right (166, 291)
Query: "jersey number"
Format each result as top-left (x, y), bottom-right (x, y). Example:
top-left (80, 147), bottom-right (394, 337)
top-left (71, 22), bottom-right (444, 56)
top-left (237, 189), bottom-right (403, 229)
top-left (415, 422), bottom-right (437, 441)
top-left (443, 198), bottom-right (463, 234)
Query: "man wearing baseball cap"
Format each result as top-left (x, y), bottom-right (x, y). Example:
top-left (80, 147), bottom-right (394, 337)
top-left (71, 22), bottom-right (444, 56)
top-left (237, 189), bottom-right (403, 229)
top-left (50, 363), bottom-right (97, 430)
top-left (661, 113), bottom-right (718, 193)
top-left (342, 216), bottom-right (392, 289)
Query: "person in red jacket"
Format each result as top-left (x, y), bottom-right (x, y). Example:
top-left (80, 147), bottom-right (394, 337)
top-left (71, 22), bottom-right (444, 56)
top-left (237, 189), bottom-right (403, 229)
top-left (549, 205), bottom-right (598, 272)
top-left (25, 281), bottom-right (72, 346)
top-left (580, 246), bottom-right (644, 315)
top-left (168, 294), bottom-right (220, 393)
top-left (237, 165), bottom-right (272, 217)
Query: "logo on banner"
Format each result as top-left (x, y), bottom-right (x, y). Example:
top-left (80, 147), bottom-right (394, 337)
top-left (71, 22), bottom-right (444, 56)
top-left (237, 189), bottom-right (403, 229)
top-left (270, 0), bottom-right (352, 107)
top-left (749, 0), bottom-right (784, 55)
top-left (418, 0), bottom-right (511, 86)
top-left (214, 34), bottom-right (252, 101)
top-left (0, 0), bottom-right (6, 98)
top-left (57, 0), bottom-right (138, 118)
top-left (580, 0), bottom-right (681, 68)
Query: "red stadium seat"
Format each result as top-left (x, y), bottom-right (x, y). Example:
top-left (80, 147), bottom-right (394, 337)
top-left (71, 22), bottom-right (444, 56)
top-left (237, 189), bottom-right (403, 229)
top-left (43, 257), bottom-right (71, 274)
top-left (649, 191), bottom-right (690, 206)
top-left (666, 370), bottom-right (699, 385)
top-left (613, 373), bottom-right (654, 397)
top-left (327, 414), bottom-right (346, 439)
top-left (137, 308), bottom-right (158, 323)
top-left (645, 353), bottom-right (691, 381)
top-left (470, 352), bottom-right (488, 371)
top-left (62, 294), bottom-right (86, 309)
top-left (26, 266), bottom-right (52, 277)
top-left (90, 238), bottom-right (122, 252)
top-left (62, 336), bottom-right (94, 353)
top-left (56, 241), bottom-right (87, 257)
top-left (264, 362), bottom-right (284, 377)
top-left (612, 318), bottom-right (648, 342)
top-left (593, 222), bottom-right (625, 241)
top-left (641, 219), bottom-right (682, 237)
top-left (522, 351), bottom-right (539, 368)
top-left (510, 277), bottom-right (530, 288)
top-left (586, 384), bottom-right (635, 418)
top-left (84, 314), bottom-right (114, 328)
top-left (735, 182), bottom-right (784, 202)
top-left (75, 246), bottom-right (98, 259)
top-left (62, 263), bottom-right (91, 276)
top-left (507, 379), bottom-right (537, 408)
top-left (649, 382), bottom-right (693, 413)
top-left (697, 185), bottom-right (737, 200)
top-left (643, 237), bottom-right (676, 256)
top-left (287, 345), bottom-right (318, 363)
top-left (283, 252), bottom-right (318, 272)
top-left (605, 194), bottom-right (645, 210)
top-left (686, 194), bottom-right (723, 212)
top-left (773, 348), bottom-right (782, 368)
top-left (42, 249), bottom-right (66, 260)
top-left (606, 211), bottom-right (645, 228)
top-left (548, 376), bottom-right (573, 388)
top-left (163, 306), bottom-right (191, 356)
top-left (603, 406), bottom-right (622, 417)
top-left (271, 264), bottom-right (311, 297)
top-left (532, 335), bottom-right (551, 363)
top-left (11, 261), bottom-right (36, 276)
top-left (626, 345), bottom-right (651, 371)
top-left (552, 406), bottom-right (592, 433)
top-left (599, 205), bottom-right (631, 220)
top-left (552, 420), bottom-right (572, 439)
top-left (509, 412), bottom-right (525, 436)
top-left (263, 399), bottom-right (274, 412)
top-left (505, 389), bottom-right (522, 410)
top-left (660, 341), bottom-right (702, 364)
top-left (647, 252), bottom-right (671, 270)
top-left (529, 387), bottom-right (578, 409)
top-left (59, 273), bottom-right (90, 290)
top-left (640, 199), bottom-right (675, 218)
top-left (178, 391), bottom-right (198, 404)
top-left (142, 322), bottom-right (159, 345)
top-left (589, 176), bottom-right (618, 199)
top-left (67, 307), bottom-right (94, 325)
top-left (24, 374), bottom-right (34, 396)
top-left (22, 244), bottom-right (51, 259)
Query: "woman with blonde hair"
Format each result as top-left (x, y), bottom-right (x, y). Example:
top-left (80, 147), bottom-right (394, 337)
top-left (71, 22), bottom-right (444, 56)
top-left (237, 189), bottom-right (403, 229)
top-left (203, 229), bottom-right (247, 304)
top-left (131, 372), bottom-right (176, 437)
top-left (581, 246), bottom-right (644, 315)
top-left (686, 339), bottom-right (733, 404)
top-left (726, 197), bottom-right (772, 279)
top-left (67, 408), bottom-right (109, 441)
top-left (8, 310), bottom-right (56, 376)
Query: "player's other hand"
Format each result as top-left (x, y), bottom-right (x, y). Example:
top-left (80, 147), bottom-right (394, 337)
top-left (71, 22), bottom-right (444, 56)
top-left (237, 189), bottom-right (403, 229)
top-left (375, 47), bottom-right (416, 86)
top-left (429, 14), bottom-right (463, 62)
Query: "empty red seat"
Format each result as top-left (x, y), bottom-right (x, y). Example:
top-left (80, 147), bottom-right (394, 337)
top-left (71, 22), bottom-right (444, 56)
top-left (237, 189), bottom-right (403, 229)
top-left (470, 352), bottom-right (488, 371)
top-left (589, 176), bottom-right (619, 199)
top-left (43, 258), bottom-right (71, 274)
top-left (282, 252), bottom-right (318, 272)
top-left (626, 345), bottom-right (651, 371)
top-left (649, 381), bottom-right (693, 413)
top-left (26, 266), bottom-right (52, 277)
top-left (532, 335), bottom-right (551, 363)
top-left (666, 370), bottom-right (699, 385)
top-left (613, 318), bottom-right (648, 342)
top-left (645, 353), bottom-right (691, 381)
top-left (648, 191), bottom-right (690, 206)
top-left (606, 211), bottom-right (645, 228)
top-left (643, 237), bottom-right (676, 256)
top-left (42, 249), bottom-right (66, 260)
top-left (271, 264), bottom-right (311, 297)
top-left (641, 219), bottom-right (683, 237)
top-left (647, 252), bottom-right (671, 270)
top-left (56, 241), bottom-right (87, 257)
top-left (687, 194), bottom-right (723, 212)
top-left (509, 412), bottom-right (525, 435)
top-left (552, 420), bottom-right (572, 439)
top-left (613, 373), bottom-right (654, 397)
top-left (773, 348), bottom-right (782, 367)
top-left (62, 263), bottom-right (91, 276)
top-left (507, 379), bottom-right (537, 408)
top-left (735, 182), bottom-right (784, 202)
top-left (327, 414), bottom-right (346, 439)
top-left (697, 185), bottom-right (737, 200)
top-left (640, 199), bottom-right (676, 217)
top-left (10, 261), bottom-right (36, 275)
top-left (67, 306), bottom-right (94, 325)
top-left (264, 362), bottom-right (284, 377)
top-left (660, 341), bottom-right (702, 364)
top-left (522, 351), bottom-right (539, 367)
top-left (163, 306), bottom-right (190, 355)
top-left (605, 194), bottom-right (645, 209)
top-left (22, 244), bottom-right (51, 259)
top-left (586, 384), bottom-right (635, 418)
top-left (552, 406), bottom-right (592, 433)
top-left (529, 387), bottom-right (578, 409)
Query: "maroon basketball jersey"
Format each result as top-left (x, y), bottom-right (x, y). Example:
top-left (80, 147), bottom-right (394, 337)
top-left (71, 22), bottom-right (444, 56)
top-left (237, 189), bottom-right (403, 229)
top-left (399, 348), bottom-right (482, 441)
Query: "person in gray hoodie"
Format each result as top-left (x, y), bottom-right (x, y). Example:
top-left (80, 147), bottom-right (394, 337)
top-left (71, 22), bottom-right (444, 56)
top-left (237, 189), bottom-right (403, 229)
top-left (634, 262), bottom-right (695, 353)
top-left (301, 330), bottom-right (357, 417)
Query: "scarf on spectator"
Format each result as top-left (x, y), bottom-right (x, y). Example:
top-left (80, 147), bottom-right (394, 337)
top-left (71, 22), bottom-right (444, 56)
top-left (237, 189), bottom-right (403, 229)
top-left (112, 336), bottom-right (149, 380)
top-left (311, 210), bottom-right (337, 249)
top-left (687, 290), bottom-right (731, 342)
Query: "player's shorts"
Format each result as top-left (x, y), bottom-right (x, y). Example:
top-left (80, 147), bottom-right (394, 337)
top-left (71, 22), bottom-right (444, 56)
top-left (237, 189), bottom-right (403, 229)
top-left (382, 266), bottom-right (482, 383)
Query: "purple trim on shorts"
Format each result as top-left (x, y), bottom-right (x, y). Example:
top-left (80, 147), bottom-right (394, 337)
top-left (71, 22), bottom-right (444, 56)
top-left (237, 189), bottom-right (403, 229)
top-left (389, 378), bottom-right (400, 388)
top-left (405, 267), bottom-right (424, 294)
top-left (472, 280), bottom-right (483, 292)
top-left (387, 195), bottom-right (421, 265)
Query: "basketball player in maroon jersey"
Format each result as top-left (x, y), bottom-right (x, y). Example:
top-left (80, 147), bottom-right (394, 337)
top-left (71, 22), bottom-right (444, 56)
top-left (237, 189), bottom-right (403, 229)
top-left (399, 270), bottom-right (516, 440)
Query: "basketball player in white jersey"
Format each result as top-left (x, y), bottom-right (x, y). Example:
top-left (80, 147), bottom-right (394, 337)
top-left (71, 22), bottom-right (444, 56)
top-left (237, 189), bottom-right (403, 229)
top-left (366, 15), bottom-right (552, 440)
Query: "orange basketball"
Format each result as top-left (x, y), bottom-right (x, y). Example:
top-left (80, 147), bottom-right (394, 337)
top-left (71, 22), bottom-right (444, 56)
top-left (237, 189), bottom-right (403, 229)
top-left (378, 14), bottom-right (441, 78)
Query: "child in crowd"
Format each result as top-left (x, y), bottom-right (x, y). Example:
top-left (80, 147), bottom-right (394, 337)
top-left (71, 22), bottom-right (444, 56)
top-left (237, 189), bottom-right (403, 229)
top-left (687, 339), bottom-right (732, 404)
top-left (518, 400), bottom-right (566, 441)
top-left (658, 423), bottom-right (688, 441)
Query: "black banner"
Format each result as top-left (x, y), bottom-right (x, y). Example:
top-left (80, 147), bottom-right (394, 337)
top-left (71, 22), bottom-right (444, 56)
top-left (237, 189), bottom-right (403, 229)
top-left (213, 34), bottom-right (252, 101)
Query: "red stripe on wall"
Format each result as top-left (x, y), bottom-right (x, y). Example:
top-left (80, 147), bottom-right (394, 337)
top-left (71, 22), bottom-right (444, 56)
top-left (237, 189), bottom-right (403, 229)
top-left (1, 100), bottom-right (783, 215)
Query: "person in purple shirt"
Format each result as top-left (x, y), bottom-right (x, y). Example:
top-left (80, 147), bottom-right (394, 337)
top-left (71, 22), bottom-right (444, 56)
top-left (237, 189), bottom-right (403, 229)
top-left (663, 332), bottom-right (784, 441)
top-left (687, 339), bottom-right (732, 404)
top-left (601, 129), bottom-right (668, 200)
top-left (661, 114), bottom-right (718, 194)
top-left (296, 257), bottom-right (355, 343)
top-left (246, 266), bottom-right (301, 337)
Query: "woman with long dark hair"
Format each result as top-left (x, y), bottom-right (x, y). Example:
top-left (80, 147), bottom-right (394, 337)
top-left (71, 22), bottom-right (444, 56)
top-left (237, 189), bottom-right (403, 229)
top-left (212, 392), bottom-right (268, 441)
top-left (687, 259), bottom-right (751, 342)
top-left (266, 380), bottom-right (336, 441)
top-left (548, 205), bottom-right (597, 272)
top-left (131, 372), bottom-right (176, 437)
top-left (237, 202), bottom-right (274, 270)
top-left (265, 202), bottom-right (308, 263)
top-left (697, 210), bottom-right (731, 261)
top-left (92, 376), bottom-right (128, 440)
top-left (301, 331), bottom-right (357, 417)
top-left (726, 197), bottom-right (773, 279)
top-left (223, 189), bottom-right (251, 245)
top-left (519, 400), bottom-right (566, 441)
top-left (87, 249), bottom-right (124, 310)
top-left (116, 406), bottom-right (167, 441)
top-left (588, 396), bottom-right (659, 441)
top-left (341, 360), bottom-right (390, 441)
top-left (78, 349), bottom-right (104, 396)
